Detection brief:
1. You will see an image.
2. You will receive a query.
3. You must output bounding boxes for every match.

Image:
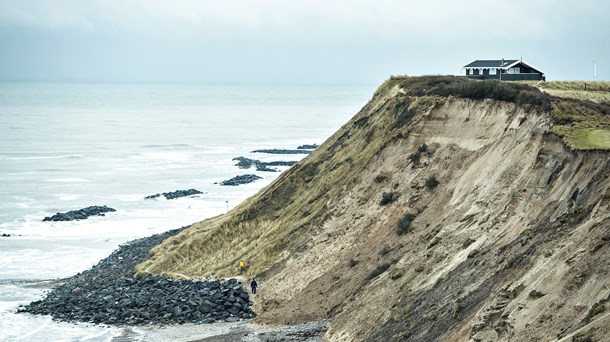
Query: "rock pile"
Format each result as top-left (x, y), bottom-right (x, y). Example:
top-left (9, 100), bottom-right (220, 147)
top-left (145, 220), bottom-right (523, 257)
top-left (252, 149), bottom-right (311, 155)
top-left (232, 157), bottom-right (297, 172)
top-left (297, 144), bottom-right (318, 150)
top-left (220, 174), bottom-right (262, 186)
top-left (19, 227), bottom-right (256, 325)
top-left (144, 189), bottom-right (204, 200)
top-left (42, 205), bottom-right (116, 222)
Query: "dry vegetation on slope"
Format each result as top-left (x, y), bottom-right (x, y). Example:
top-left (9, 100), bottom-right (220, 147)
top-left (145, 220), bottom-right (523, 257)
top-left (522, 80), bottom-right (610, 104)
top-left (137, 77), bottom-right (610, 341)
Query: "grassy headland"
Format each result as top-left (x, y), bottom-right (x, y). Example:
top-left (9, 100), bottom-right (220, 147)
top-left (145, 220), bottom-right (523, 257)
top-left (134, 76), bottom-right (610, 341)
top-left (137, 76), bottom-right (610, 281)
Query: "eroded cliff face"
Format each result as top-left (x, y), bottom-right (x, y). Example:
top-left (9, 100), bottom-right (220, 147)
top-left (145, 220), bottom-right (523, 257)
top-left (138, 77), bottom-right (610, 341)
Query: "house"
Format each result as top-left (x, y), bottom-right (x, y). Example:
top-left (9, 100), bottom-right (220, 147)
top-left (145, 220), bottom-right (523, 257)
top-left (463, 59), bottom-right (545, 81)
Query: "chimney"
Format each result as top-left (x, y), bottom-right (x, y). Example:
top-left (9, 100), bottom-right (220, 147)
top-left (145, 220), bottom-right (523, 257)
top-left (501, 58), bottom-right (505, 65)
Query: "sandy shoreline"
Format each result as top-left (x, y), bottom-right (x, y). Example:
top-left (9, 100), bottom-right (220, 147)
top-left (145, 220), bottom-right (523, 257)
top-left (118, 320), bottom-right (327, 341)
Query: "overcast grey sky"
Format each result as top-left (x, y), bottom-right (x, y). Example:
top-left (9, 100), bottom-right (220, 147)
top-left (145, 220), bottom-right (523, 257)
top-left (0, 0), bottom-right (608, 84)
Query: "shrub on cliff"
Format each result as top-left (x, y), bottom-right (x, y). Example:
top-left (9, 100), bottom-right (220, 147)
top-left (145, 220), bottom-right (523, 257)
top-left (425, 176), bottom-right (440, 190)
top-left (380, 191), bottom-right (399, 205)
top-left (367, 262), bottom-right (391, 280)
top-left (396, 213), bottom-right (417, 235)
top-left (396, 76), bottom-right (554, 110)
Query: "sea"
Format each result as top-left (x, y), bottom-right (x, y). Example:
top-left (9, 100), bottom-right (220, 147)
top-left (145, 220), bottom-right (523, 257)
top-left (0, 82), bottom-right (373, 341)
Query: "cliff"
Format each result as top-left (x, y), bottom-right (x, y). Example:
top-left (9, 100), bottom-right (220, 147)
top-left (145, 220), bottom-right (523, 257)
top-left (137, 76), bottom-right (610, 341)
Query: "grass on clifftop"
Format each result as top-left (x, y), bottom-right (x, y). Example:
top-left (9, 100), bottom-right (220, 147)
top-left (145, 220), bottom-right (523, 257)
top-left (550, 99), bottom-right (610, 150)
top-left (551, 127), bottom-right (610, 150)
top-left (520, 80), bottom-right (610, 104)
top-left (390, 75), bottom-right (553, 109)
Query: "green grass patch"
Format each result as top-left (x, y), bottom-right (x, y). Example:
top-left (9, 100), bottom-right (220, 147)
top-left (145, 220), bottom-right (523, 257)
top-left (551, 127), bottom-right (610, 150)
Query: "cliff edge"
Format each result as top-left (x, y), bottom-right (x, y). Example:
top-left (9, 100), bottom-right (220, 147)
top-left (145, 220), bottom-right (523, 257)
top-left (137, 76), bottom-right (610, 341)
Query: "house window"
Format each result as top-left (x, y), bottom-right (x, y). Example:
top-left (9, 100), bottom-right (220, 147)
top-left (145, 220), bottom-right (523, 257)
top-left (490, 68), bottom-right (497, 75)
top-left (508, 67), bottom-right (521, 74)
top-left (466, 69), bottom-right (470, 75)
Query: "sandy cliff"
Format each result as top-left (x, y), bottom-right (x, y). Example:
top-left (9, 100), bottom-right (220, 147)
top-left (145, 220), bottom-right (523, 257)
top-left (138, 77), bottom-right (610, 341)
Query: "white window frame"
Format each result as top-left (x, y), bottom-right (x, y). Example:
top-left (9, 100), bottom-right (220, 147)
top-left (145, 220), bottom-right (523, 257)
top-left (489, 68), bottom-right (497, 75)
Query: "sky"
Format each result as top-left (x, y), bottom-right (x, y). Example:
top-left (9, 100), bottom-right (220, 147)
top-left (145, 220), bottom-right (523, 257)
top-left (0, 0), bottom-right (608, 84)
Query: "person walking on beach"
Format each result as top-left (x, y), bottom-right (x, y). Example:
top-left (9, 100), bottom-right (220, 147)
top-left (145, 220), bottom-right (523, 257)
top-left (250, 278), bottom-right (258, 295)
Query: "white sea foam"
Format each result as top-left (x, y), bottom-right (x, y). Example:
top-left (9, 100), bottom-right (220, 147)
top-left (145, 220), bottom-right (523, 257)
top-left (0, 82), bottom-right (372, 341)
top-left (57, 194), bottom-right (82, 201)
top-left (132, 151), bottom-right (191, 163)
top-left (46, 178), bottom-right (90, 183)
top-left (6, 154), bottom-right (83, 161)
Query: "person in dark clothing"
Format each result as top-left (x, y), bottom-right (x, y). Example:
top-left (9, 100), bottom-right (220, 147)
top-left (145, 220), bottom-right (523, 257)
top-left (250, 279), bottom-right (258, 294)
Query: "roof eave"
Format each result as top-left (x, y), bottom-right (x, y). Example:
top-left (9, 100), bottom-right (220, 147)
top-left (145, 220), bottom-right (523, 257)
top-left (505, 60), bottom-right (546, 75)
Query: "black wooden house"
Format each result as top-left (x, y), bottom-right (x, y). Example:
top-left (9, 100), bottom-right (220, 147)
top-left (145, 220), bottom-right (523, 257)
top-left (463, 59), bottom-right (545, 81)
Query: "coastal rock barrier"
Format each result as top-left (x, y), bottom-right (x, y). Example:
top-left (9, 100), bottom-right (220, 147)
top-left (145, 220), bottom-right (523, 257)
top-left (251, 149), bottom-right (312, 155)
top-left (42, 205), bottom-right (116, 222)
top-left (232, 157), bottom-right (297, 172)
top-left (297, 144), bottom-right (318, 149)
top-left (144, 189), bottom-right (204, 200)
top-left (19, 227), bottom-right (256, 325)
top-left (220, 174), bottom-right (262, 186)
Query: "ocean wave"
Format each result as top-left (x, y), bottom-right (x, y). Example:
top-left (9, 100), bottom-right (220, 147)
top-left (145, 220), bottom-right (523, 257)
top-left (3, 154), bottom-right (83, 161)
top-left (56, 194), bottom-right (83, 201)
top-left (131, 151), bottom-right (191, 163)
top-left (45, 178), bottom-right (89, 183)
top-left (140, 143), bottom-right (193, 149)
